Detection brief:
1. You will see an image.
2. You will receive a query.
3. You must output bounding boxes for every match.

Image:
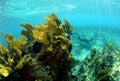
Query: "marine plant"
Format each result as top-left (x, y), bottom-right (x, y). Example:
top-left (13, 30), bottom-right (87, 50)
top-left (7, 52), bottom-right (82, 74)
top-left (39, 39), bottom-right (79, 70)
top-left (0, 13), bottom-right (73, 81)
top-left (71, 43), bottom-right (120, 81)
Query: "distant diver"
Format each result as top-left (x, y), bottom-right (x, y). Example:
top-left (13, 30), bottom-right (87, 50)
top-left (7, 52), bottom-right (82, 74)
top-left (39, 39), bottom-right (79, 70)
top-left (71, 33), bottom-right (93, 44)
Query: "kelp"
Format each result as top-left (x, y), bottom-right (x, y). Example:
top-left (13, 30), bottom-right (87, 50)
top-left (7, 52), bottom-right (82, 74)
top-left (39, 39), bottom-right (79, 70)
top-left (0, 13), bottom-right (73, 81)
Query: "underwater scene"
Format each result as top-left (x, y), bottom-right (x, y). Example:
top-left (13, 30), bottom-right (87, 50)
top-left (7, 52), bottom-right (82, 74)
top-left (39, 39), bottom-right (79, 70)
top-left (0, 0), bottom-right (120, 81)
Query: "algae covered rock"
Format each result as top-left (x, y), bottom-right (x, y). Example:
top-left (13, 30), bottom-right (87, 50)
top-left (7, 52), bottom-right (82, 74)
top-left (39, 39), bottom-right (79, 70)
top-left (0, 13), bottom-right (73, 81)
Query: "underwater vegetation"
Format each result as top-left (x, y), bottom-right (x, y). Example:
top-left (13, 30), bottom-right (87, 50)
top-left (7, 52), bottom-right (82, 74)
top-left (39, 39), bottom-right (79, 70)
top-left (1, 13), bottom-right (120, 81)
top-left (71, 43), bottom-right (120, 81)
top-left (0, 13), bottom-right (73, 81)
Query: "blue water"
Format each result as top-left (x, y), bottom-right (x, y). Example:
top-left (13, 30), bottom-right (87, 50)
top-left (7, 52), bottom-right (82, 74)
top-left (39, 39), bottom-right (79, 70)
top-left (1, 1), bottom-right (120, 80)
top-left (0, 0), bottom-right (120, 57)
top-left (1, 0), bottom-right (120, 29)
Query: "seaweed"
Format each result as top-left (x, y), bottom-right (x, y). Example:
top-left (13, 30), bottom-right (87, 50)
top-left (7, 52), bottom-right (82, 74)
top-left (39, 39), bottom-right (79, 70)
top-left (75, 43), bottom-right (120, 81)
top-left (0, 13), bottom-right (73, 81)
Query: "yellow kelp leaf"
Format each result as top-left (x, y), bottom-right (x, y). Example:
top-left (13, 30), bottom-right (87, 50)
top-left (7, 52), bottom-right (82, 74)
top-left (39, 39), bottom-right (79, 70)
top-left (15, 48), bottom-right (22, 57)
top-left (2, 34), bottom-right (23, 56)
top-left (49, 13), bottom-right (61, 26)
top-left (18, 35), bottom-right (26, 47)
top-left (0, 44), bottom-right (9, 54)
top-left (20, 23), bottom-right (35, 30)
top-left (47, 44), bottom-right (53, 52)
top-left (36, 24), bottom-right (48, 31)
top-left (15, 61), bottom-right (23, 70)
top-left (0, 64), bottom-right (11, 77)
top-left (32, 30), bottom-right (49, 44)
top-left (45, 17), bottom-right (58, 30)
top-left (7, 57), bottom-right (14, 67)
top-left (15, 55), bottom-right (30, 70)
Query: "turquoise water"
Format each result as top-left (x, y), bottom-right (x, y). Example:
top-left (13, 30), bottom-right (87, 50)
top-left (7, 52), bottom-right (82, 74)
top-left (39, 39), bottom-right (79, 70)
top-left (1, 0), bottom-right (120, 80)
top-left (0, 0), bottom-right (120, 59)
top-left (1, 0), bottom-right (120, 29)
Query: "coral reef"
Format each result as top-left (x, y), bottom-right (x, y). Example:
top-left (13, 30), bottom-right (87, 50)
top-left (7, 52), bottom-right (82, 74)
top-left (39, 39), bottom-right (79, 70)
top-left (70, 43), bottom-right (120, 81)
top-left (0, 13), bottom-right (73, 81)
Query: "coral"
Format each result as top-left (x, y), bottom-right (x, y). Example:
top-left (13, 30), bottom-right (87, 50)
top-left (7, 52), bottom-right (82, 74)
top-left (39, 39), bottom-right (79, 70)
top-left (0, 13), bottom-right (73, 81)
